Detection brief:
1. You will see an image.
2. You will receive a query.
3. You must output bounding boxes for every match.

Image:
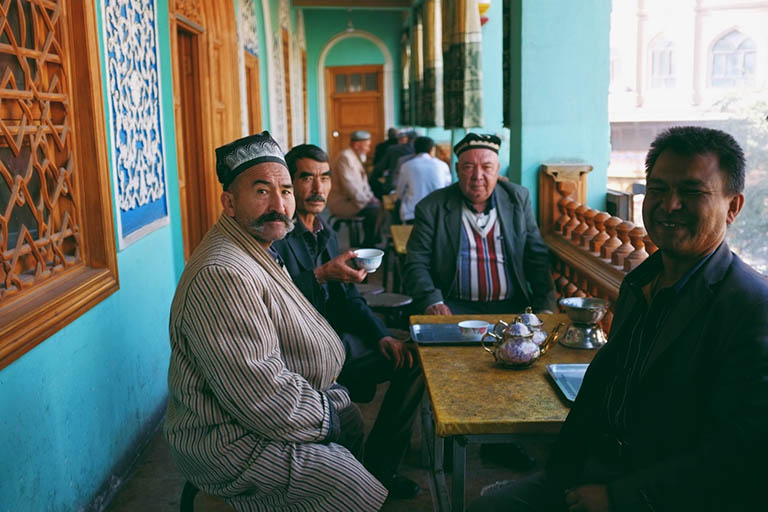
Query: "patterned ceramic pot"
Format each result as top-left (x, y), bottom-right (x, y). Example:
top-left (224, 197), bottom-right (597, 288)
top-left (481, 318), bottom-right (541, 369)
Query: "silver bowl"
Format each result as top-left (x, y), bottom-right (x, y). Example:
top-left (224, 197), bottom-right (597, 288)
top-left (559, 297), bottom-right (609, 325)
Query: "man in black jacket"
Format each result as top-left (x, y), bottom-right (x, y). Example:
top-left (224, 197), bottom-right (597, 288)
top-left (272, 144), bottom-right (424, 500)
top-left (469, 127), bottom-right (768, 511)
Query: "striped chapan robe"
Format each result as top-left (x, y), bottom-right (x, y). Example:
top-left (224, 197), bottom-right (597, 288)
top-left (165, 213), bottom-right (388, 511)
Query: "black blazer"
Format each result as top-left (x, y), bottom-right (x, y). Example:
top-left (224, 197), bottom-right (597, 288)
top-left (271, 218), bottom-right (389, 349)
top-left (548, 243), bottom-right (768, 511)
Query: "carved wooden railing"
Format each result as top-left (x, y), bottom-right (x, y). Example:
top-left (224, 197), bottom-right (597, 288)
top-left (539, 163), bottom-right (657, 330)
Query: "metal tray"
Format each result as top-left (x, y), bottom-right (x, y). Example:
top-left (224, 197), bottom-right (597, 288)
top-left (546, 364), bottom-right (589, 404)
top-left (410, 323), bottom-right (484, 345)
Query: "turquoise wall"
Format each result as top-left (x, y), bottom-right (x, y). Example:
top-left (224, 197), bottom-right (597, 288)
top-left (303, 9), bottom-right (403, 147)
top-left (509, 0), bottom-right (611, 211)
top-left (409, 0), bottom-right (511, 179)
top-left (0, 1), bottom-right (182, 510)
top-left (326, 38), bottom-right (385, 66)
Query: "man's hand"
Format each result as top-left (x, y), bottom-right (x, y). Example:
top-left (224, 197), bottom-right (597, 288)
top-left (425, 303), bottom-right (452, 315)
top-left (378, 336), bottom-right (417, 370)
top-left (314, 251), bottom-right (367, 284)
top-left (564, 485), bottom-right (612, 512)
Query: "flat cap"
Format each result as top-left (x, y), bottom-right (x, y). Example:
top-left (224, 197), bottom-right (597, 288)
top-left (215, 131), bottom-right (287, 189)
top-left (453, 133), bottom-right (502, 157)
top-left (350, 130), bottom-right (371, 141)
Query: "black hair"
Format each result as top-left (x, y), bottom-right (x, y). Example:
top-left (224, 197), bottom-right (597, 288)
top-left (285, 144), bottom-right (329, 179)
top-left (645, 126), bottom-right (745, 195)
top-left (414, 136), bottom-right (436, 154)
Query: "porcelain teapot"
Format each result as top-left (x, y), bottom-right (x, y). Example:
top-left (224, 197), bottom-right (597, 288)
top-left (481, 318), bottom-right (542, 369)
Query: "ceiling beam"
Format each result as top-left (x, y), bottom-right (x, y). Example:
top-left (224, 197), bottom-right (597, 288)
top-left (292, 0), bottom-right (412, 8)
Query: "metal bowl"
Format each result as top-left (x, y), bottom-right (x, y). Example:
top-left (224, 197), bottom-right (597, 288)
top-left (559, 297), bottom-right (609, 325)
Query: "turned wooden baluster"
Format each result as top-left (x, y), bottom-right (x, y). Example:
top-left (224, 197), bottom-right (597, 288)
top-left (563, 200), bottom-right (580, 239)
top-left (643, 232), bottom-right (658, 255)
top-left (564, 266), bottom-right (579, 297)
top-left (556, 260), bottom-right (569, 296)
top-left (579, 209), bottom-right (599, 249)
top-left (590, 212), bottom-right (611, 255)
top-left (570, 204), bottom-right (590, 243)
top-left (600, 216), bottom-right (623, 260)
top-left (575, 269), bottom-right (588, 297)
top-left (611, 221), bottom-right (635, 268)
top-left (554, 196), bottom-right (572, 235)
top-left (624, 226), bottom-right (649, 271)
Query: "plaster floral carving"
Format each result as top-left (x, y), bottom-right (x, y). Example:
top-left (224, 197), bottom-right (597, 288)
top-left (104, 0), bottom-right (167, 213)
top-left (270, 31), bottom-right (288, 149)
top-left (172, 0), bottom-right (203, 26)
top-left (279, 0), bottom-right (290, 29)
top-left (240, 0), bottom-right (259, 56)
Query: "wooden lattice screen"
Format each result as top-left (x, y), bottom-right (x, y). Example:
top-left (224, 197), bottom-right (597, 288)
top-left (0, 0), bottom-right (82, 301)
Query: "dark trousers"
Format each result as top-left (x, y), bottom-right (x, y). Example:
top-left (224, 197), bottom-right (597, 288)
top-left (357, 204), bottom-right (381, 247)
top-left (337, 335), bottom-right (425, 477)
top-left (467, 471), bottom-right (568, 512)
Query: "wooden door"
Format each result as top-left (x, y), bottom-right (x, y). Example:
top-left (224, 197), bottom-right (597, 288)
top-left (245, 53), bottom-right (262, 134)
top-left (326, 65), bottom-right (384, 163)
top-left (174, 24), bottom-right (207, 261)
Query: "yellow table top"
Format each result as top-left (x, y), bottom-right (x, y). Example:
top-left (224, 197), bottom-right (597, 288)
top-left (413, 314), bottom-right (595, 437)
top-left (390, 224), bottom-right (413, 255)
top-left (382, 193), bottom-right (397, 211)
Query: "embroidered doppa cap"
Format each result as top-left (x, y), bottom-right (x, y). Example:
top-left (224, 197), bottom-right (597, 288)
top-left (216, 131), bottom-right (287, 189)
top-left (350, 130), bottom-right (371, 141)
top-left (453, 133), bottom-right (502, 157)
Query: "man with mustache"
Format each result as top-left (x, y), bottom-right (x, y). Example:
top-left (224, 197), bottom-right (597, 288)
top-left (470, 126), bottom-right (768, 512)
top-left (165, 132), bottom-right (387, 511)
top-left (272, 143), bottom-right (424, 499)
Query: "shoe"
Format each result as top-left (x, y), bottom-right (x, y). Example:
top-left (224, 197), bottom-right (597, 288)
top-left (377, 473), bottom-right (420, 499)
top-left (480, 443), bottom-right (535, 471)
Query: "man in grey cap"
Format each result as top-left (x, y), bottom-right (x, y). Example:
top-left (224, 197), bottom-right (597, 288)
top-left (328, 130), bottom-right (381, 246)
top-left (165, 131), bottom-right (388, 511)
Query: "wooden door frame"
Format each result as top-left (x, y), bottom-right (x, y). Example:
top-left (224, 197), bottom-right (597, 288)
top-left (325, 64), bottom-right (384, 157)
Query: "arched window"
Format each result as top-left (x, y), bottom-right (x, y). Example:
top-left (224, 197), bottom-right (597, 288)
top-left (711, 30), bottom-right (757, 87)
top-left (650, 37), bottom-right (675, 88)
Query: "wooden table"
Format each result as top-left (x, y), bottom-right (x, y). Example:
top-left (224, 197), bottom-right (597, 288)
top-left (413, 313), bottom-right (596, 511)
top-left (390, 224), bottom-right (412, 255)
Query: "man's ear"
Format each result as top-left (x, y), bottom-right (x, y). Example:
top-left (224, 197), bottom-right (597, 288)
top-left (221, 189), bottom-right (236, 216)
top-left (726, 192), bottom-right (745, 225)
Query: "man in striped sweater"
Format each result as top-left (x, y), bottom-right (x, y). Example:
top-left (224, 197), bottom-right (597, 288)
top-left (164, 131), bottom-right (387, 511)
top-left (404, 133), bottom-right (556, 316)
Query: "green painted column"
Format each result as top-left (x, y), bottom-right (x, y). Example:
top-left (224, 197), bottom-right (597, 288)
top-left (507, 0), bottom-right (611, 212)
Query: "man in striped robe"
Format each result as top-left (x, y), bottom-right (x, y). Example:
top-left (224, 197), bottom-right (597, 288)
top-left (164, 131), bottom-right (388, 511)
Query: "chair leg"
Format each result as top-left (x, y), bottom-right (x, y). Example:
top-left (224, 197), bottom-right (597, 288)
top-left (180, 481), bottom-right (199, 512)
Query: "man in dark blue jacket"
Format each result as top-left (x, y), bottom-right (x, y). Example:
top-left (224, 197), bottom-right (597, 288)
top-left (470, 127), bottom-right (768, 511)
top-left (272, 144), bottom-right (424, 500)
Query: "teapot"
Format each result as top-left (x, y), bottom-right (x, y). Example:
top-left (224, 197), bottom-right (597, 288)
top-left (481, 318), bottom-right (541, 369)
top-left (519, 306), bottom-right (543, 331)
top-left (481, 318), bottom-right (563, 369)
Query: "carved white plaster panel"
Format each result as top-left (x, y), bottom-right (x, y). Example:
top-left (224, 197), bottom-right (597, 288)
top-left (103, 0), bottom-right (169, 247)
top-left (297, 9), bottom-right (306, 49)
top-left (279, 0), bottom-right (290, 30)
top-left (240, 0), bottom-right (259, 56)
top-left (271, 31), bottom-right (288, 150)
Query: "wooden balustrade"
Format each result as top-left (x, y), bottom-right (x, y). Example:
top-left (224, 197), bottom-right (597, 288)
top-left (539, 163), bottom-right (654, 330)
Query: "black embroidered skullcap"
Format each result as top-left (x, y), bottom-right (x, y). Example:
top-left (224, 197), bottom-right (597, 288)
top-left (453, 133), bottom-right (502, 157)
top-left (350, 130), bottom-right (371, 141)
top-left (215, 131), bottom-right (287, 189)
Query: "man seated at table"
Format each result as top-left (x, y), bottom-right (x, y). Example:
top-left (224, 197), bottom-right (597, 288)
top-left (371, 128), bottom-right (417, 198)
top-left (164, 132), bottom-right (387, 511)
top-left (469, 126), bottom-right (768, 512)
top-left (404, 132), bottom-right (557, 316)
top-left (396, 135), bottom-right (452, 224)
top-left (272, 143), bottom-right (425, 499)
top-left (328, 130), bottom-right (381, 246)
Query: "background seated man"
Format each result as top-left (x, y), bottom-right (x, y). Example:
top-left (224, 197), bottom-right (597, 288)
top-left (470, 126), bottom-right (768, 512)
top-left (404, 132), bottom-right (556, 316)
top-left (396, 135), bottom-right (452, 224)
top-left (371, 128), bottom-right (416, 198)
top-left (328, 130), bottom-right (381, 246)
top-left (272, 143), bottom-right (425, 499)
top-left (164, 132), bottom-right (387, 511)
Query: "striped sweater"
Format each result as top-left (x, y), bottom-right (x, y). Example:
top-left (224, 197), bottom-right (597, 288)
top-left (165, 213), bottom-right (387, 511)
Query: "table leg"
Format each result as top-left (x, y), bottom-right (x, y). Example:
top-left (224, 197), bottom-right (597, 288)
top-left (452, 436), bottom-right (467, 511)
